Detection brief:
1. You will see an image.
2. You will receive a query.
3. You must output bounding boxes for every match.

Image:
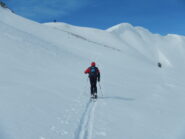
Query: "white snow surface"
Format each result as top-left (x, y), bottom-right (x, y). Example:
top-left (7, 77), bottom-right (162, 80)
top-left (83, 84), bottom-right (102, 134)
top-left (1, 7), bottom-right (185, 139)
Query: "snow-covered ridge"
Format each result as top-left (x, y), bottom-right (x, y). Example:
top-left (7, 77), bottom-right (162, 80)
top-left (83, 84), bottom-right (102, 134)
top-left (107, 22), bottom-right (185, 42)
top-left (1, 7), bottom-right (185, 139)
top-left (107, 23), bottom-right (152, 35)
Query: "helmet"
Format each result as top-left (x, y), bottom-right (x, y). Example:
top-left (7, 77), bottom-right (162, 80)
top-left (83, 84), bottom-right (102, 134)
top-left (91, 62), bottom-right (96, 66)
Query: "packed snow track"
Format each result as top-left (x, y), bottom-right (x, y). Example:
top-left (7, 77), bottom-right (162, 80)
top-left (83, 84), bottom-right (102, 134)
top-left (75, 100), bottom-right (97, 139)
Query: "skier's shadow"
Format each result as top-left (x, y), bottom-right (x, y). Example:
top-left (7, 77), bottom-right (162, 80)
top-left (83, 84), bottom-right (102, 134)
top-left (98, 96), bottom-right (135, 101)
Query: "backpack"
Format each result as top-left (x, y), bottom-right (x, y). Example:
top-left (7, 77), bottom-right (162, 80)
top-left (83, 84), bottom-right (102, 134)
top-left (89, 66), bottom-right (98, 77)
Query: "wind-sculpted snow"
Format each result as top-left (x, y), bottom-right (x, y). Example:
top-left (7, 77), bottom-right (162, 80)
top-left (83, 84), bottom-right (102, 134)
top-left (45, 26), bottom-right (121, 52)
top-left (1, 7), bottom-right (185, 139)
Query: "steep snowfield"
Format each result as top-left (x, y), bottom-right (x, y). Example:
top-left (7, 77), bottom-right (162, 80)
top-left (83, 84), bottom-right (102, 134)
top-left (1, 7), bottom-right (185, 139)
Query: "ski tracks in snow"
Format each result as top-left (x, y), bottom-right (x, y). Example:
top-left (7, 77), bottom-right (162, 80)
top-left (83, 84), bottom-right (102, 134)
top-left (75, 99), bottom-right (97, 139)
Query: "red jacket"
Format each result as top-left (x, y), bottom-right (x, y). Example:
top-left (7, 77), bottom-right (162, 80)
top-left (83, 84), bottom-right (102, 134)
top-left (84, 66), bottom-right (100, 74)
top-left (84, 66), bottom-right (100, 81)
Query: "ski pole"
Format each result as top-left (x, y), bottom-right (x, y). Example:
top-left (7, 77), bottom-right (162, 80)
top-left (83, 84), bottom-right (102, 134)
top-left (98, 82), bottom-right (103, 97)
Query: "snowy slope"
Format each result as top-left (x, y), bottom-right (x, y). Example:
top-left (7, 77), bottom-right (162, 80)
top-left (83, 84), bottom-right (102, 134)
top-left (1, 7), bottom-right (185, 139)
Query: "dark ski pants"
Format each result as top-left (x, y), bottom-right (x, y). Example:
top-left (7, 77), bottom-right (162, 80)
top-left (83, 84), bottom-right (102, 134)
top-left (89, 77), bottom-right (97, 95)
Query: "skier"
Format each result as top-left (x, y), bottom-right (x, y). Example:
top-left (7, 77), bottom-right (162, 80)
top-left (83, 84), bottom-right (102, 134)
top-left (157, 62), bottom-right (162, 68)
top-left (84, 62), bottom-right (100, 99)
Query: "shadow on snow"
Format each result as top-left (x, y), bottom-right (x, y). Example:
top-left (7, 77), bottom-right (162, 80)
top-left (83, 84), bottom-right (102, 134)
top-left (98, 96), bottom-right (135, 101)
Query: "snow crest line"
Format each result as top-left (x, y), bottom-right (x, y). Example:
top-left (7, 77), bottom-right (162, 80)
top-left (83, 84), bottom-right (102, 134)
top-left (54, 27), bottom-right (121, 52)
top-left (75, 99), bottom-right (97, 139)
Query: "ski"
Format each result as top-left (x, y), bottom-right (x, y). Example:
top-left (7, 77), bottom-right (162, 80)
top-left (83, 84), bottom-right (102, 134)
top-left (91, 95), bottom-right (98, 102)
top-left (91, 98), bottom-right (97, 102)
